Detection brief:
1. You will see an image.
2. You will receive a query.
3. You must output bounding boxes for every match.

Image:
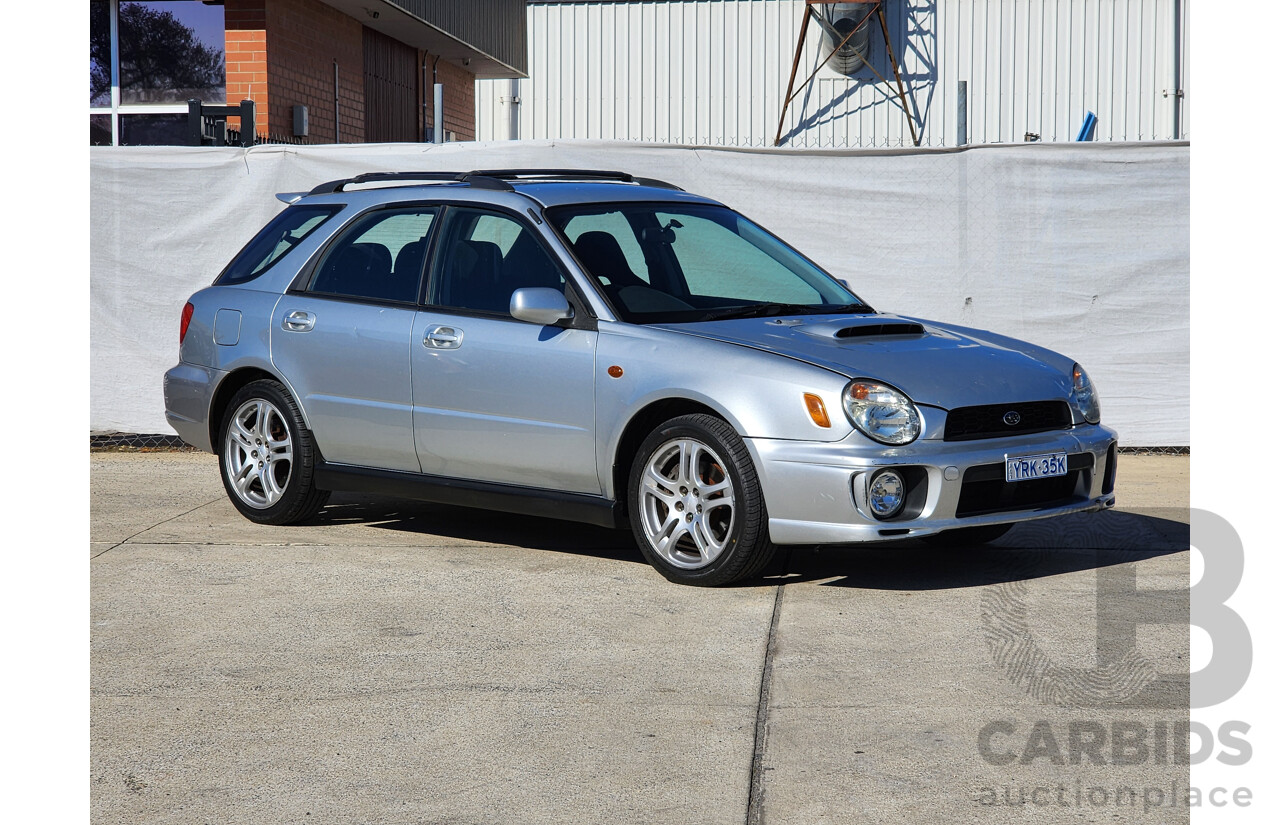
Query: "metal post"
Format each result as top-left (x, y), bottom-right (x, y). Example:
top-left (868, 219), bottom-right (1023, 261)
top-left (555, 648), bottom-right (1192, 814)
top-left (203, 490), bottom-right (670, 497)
top-left (109, 0), bottom-right (120, 145)
top-left (187, 99), bottom-right (203, 146)
top-left (333, 61), bottom-right (340, 144)
top-left (956, 81), bottom-right (968, 146)
top-left (1171, 0), bottom-right (1182, 139)
top-left (877, 4), bottom-right (919, 147)
top-left (238, 99), bottom-right (256, 147)
top-left (434, 83), bottom-right (444, 143)
top-left (774, 7), bottom-right (813, 146)
top-left (505, 78), bottom-right (521, 141)
top-left (427, 55), bottom-right (443, 143)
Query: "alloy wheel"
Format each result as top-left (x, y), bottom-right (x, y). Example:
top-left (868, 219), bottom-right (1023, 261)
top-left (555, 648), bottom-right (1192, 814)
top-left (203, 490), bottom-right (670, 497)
top-left (223, 398), bottom-right (294, 509)
top-left (638, 437), bottom-right (737, 569)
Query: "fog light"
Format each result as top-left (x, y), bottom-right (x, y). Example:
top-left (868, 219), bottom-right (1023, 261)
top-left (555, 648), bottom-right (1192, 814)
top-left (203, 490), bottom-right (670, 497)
top-left (868, 470), bottom-right (906, 519)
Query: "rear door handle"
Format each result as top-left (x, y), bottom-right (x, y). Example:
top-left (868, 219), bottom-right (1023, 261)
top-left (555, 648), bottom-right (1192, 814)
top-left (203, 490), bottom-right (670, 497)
top-left (282, 310), bottom-right (316, 332)
top-left (425, 326), bottom-right (463, 349)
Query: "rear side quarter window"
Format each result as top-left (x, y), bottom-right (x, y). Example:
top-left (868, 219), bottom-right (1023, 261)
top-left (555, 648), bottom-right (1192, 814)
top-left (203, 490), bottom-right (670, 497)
top-left (216, 205), bottom-right (341, 285)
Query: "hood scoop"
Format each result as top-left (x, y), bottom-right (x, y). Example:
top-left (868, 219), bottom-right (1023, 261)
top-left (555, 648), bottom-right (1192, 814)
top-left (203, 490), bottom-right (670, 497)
top-left (835, 322), bottom-right (926, 338)
top-left (792, 319), bottom-right (927, 341)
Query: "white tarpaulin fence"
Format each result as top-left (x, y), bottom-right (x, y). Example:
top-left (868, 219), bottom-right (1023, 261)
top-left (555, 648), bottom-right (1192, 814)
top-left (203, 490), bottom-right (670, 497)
top-left (90, 140), bottom-right (1189, 445)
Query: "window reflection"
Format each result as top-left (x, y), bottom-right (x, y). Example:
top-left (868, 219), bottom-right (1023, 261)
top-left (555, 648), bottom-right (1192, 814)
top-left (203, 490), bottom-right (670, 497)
top-left (90, 0), bottom-right (111, 106)
top-left (117, 1), bottom-right (225, 106)
top-left (119, 114), bottom-right (189, 146)
top-left (90, 115), bottom-right (113, 146)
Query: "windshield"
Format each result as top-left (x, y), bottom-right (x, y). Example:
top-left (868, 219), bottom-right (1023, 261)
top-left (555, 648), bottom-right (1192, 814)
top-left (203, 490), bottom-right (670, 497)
top-left (548, 202), bottom-right (872, 323)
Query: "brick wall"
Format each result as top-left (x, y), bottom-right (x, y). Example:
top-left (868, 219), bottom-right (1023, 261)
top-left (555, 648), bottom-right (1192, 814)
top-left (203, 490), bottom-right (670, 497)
top-left (264, 0), bottom-right (363, 143)
top-left (224, 0), bottom-right (478, 144)
top-left (224, 0), bottom-right (267, 133)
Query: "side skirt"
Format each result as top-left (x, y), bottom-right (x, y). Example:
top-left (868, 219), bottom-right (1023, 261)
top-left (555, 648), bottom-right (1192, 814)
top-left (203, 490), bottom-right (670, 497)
top-left (314, 461), bottom-right (624, 529)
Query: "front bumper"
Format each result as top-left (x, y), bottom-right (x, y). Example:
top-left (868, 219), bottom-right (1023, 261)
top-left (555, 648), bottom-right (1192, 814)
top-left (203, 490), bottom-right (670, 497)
top-left (745, 424), bottom-right (1118, 544)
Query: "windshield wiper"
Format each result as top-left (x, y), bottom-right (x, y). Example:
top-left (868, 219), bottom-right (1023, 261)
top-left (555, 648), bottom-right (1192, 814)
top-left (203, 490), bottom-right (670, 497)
top-left (696, 302), bottom-right (873, 322)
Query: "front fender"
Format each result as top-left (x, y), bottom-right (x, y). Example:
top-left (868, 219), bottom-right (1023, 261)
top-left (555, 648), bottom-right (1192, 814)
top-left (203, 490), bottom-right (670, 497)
top-left (595, 322), bottom-right (853, 497)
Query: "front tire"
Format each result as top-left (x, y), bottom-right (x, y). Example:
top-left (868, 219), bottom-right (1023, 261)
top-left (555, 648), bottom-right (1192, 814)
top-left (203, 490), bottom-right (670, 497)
top-left (628, 414), bottom-right (775, 586)
top-left (218, 379), bottom-right (329, 525)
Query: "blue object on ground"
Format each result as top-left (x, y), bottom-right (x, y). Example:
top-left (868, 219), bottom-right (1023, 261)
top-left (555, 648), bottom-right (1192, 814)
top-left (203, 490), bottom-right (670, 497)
top-left (1076, 111), bottom-right (1097, 141)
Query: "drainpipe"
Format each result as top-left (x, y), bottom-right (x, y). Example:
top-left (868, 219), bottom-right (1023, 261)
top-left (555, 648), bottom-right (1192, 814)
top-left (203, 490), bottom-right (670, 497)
top-left (433, 55), bottom-right (444, 143)
top-left (333, 60), bottom-right (340, 143)
top-left (109, 0), bottom-right (120, 145)
top-left (1171, 0), bottom-right (1182, 139)
top-left (427, 53), bottom-right (437, 140)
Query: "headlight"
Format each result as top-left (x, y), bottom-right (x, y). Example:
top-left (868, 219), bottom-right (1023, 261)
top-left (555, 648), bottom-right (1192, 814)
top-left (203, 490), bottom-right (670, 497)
top-left (1071, 363), bottom-right (1101, 424)
top-left (842, 380), bottom-right (921, 445)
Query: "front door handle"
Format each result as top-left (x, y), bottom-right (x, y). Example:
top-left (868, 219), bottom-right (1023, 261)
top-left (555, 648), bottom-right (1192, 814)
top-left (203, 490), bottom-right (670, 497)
top-left (425, 326), bottom-right (464, 349)
top-left (282, 310), bottom-right (316, 332)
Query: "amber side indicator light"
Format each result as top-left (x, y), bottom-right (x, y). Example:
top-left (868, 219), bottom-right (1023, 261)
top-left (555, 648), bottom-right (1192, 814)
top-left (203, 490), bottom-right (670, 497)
top-left (607, 365), bottom-right (624, 378)
top-left (803, 393), bottom-right (831, 428)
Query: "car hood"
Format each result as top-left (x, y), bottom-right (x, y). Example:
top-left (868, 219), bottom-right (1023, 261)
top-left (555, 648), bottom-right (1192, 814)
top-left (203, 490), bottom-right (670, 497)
top-left (653, 313), bottom-right (1077, 410)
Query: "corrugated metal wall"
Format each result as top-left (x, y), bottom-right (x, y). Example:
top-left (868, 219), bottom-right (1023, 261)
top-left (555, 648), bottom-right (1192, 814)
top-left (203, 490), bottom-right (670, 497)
top-left (477, 0), bottom-right (1189, 147)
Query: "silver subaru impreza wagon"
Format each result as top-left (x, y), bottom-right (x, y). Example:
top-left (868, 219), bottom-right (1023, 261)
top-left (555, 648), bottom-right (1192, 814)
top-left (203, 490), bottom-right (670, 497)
top-left (164, 169), bottom-right (1117, 586)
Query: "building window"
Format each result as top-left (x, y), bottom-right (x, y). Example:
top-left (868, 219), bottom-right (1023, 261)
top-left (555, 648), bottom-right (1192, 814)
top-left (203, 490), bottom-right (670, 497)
top-left (89, 0), bottom-right (226, 145)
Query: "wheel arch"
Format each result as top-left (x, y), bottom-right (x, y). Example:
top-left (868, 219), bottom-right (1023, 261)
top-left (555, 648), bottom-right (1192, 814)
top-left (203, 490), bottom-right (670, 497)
top-left (208, 366), bottom-right (295, 449)
top-left (609, 397), bottom-right (725, 506)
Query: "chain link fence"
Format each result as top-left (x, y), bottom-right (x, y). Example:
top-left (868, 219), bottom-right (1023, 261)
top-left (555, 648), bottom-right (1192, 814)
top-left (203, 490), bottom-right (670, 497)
top-left (90, 433), bottom-right (197, 451)
top-left (1118, 446), bottom-right (1189, 456)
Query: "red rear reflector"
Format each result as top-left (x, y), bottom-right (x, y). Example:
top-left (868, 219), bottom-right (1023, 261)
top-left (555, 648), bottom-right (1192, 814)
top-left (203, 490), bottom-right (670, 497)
top-left (179, 302), bottom-right (194, 344)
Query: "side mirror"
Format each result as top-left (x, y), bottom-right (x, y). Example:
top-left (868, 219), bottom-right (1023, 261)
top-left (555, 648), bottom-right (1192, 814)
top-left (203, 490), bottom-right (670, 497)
top-left (510, 287), bottom-right (574, 326)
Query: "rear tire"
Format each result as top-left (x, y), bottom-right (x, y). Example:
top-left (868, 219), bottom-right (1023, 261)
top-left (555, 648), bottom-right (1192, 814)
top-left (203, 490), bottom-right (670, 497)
top-left (628, 414), bottom-right (775, 586)
top-left (921, 523), bottom-right (1013, 547)
top-left (218, 379), bottom-right (329, 525)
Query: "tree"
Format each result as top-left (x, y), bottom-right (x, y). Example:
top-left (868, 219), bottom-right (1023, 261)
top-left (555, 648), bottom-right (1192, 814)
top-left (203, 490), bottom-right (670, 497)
top-left (90, 3), bottom-right (225, 106)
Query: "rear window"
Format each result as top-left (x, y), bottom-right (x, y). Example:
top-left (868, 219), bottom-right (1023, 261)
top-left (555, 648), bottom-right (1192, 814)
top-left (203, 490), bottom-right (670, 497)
top-left (216, 205), bottom-right (340, 285)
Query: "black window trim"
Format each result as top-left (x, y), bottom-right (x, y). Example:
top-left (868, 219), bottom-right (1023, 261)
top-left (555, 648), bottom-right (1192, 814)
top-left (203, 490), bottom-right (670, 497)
top-left (285, 199), bottom-right (598, 330)
top-left (420, 202), bottom-right (598, 331)
top-left (216, 203), bottom-right (343, 286)
top-left (287, 201), bottom-right (443, 309)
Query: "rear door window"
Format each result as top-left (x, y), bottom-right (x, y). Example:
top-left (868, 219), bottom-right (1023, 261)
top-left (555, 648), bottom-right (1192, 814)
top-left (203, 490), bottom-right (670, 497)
top-left (306, 207), bottom-right (438, 303)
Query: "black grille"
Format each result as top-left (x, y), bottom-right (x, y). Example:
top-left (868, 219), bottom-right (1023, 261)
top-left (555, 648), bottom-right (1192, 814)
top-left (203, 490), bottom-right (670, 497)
top-left (955, 453), bottom-right (1094, 518)
top-left (944, 400), bottom-right (1072, 441)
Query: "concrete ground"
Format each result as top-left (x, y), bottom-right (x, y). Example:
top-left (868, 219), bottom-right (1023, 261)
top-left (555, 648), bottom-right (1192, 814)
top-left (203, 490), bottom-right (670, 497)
top-left (91, 453), bottom-right (1190, 824)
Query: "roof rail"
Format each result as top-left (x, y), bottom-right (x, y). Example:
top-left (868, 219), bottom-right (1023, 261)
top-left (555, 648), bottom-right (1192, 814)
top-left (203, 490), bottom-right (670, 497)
top-left (304, 168), bottom-right (684, 197)
top-left (466, 169), bottom-right (685, 191)
top-left (306, 171), bottom-right (512, 196)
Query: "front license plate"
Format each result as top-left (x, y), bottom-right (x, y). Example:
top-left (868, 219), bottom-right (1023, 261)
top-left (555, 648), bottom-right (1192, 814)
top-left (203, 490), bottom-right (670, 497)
top-left (1005, 452), bottom-right (1068, 482)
